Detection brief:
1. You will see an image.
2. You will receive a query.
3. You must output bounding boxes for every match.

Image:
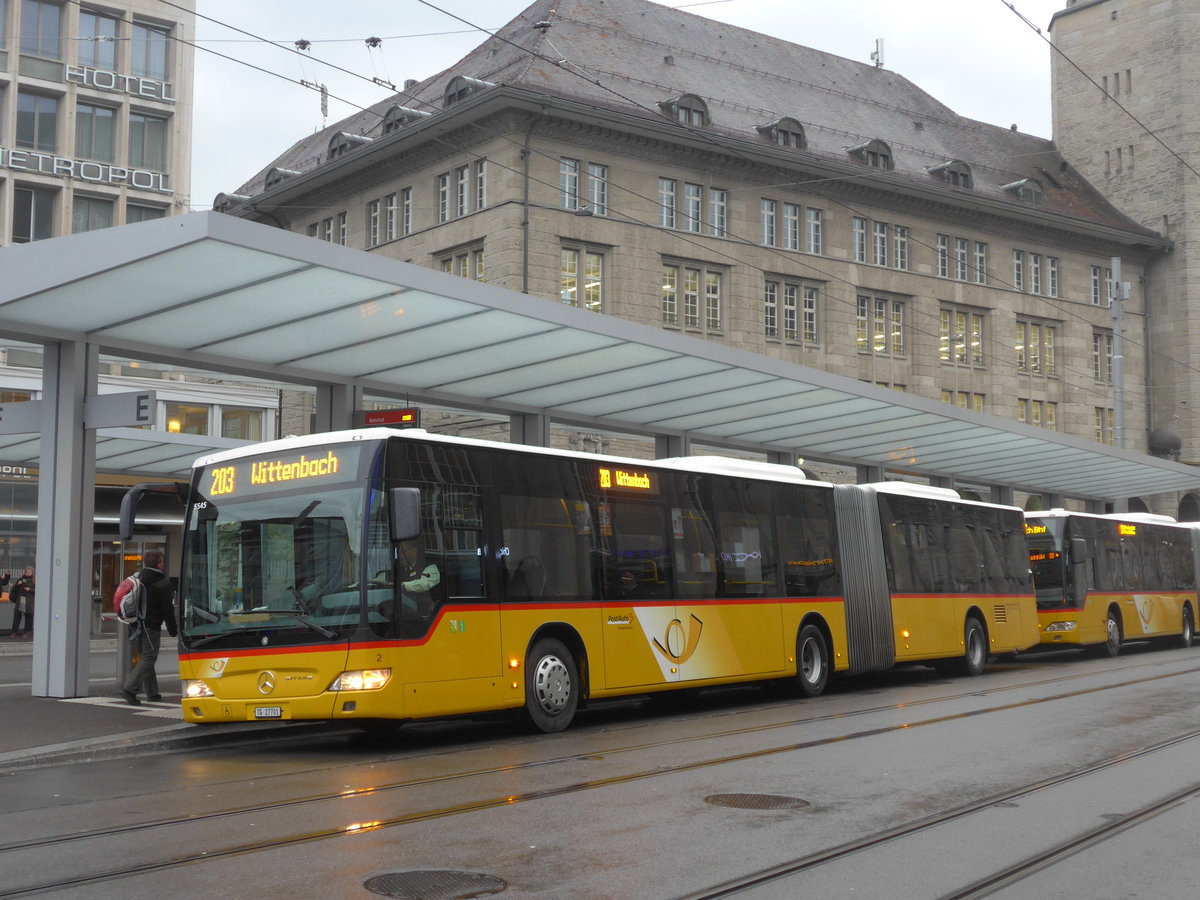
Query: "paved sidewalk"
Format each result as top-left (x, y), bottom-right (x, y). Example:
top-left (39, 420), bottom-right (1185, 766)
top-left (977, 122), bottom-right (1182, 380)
top-left (0, 634), bottom-right (323, 771)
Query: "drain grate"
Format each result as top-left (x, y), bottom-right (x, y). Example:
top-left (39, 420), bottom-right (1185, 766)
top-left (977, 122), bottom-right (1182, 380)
top-left (705, 793), bottom-right (809, 810)
top-left (364, 870), bottom-right (507, 899)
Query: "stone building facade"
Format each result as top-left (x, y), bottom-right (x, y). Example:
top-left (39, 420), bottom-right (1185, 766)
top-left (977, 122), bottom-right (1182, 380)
top-left (222, 0), bottom-right (1171, 508)
top-left (1051, 0), bottom-right (1200, 501)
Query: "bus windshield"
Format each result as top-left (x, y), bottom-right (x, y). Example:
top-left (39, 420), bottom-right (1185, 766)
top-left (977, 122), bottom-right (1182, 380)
top-left (179, 443), bottom-right (374, 650)
top-left (1026, 518), bottom-right (1068, 609)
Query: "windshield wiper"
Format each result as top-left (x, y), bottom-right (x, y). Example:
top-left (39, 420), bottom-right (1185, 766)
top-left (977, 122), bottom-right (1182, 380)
top-left (269, 611), bottom-right (338, 639)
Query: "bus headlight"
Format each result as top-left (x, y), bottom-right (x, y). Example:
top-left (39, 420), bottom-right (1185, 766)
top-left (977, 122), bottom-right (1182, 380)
top-left (329, 669), bottom-right (392, 691)
top-left (1043, 621), bottom-right (1077, 632)
top-left (183, 680), bottom-right (215, 698)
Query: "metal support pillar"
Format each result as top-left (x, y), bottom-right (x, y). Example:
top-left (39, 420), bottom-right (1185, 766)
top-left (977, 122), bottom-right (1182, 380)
top-left (313, 383), bottom-right (362, 433)
top-left (857, 464), bottom-right (884, 484)
top-left (511, 413), bottom-right (550, 447)
top-left (990, 485), bottom-right (1015, 507)
top-left (33, 342), bottom-right (97, 698)
top-left (655, 434), bottom-right (690, 459)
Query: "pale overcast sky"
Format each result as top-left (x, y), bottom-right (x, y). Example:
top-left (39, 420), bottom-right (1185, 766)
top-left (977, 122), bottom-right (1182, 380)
top-left (190, 0), bottom-right (1068, 210)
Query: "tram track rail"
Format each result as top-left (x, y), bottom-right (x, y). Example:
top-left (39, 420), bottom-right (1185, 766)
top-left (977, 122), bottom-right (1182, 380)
top-left (3, 656), bottom-right (1200, 896)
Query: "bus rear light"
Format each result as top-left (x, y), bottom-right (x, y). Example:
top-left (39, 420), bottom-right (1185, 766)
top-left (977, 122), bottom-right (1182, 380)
top-left (329, 669), bottom-right (392, 691)
top-left (183, 680), bottom-right (214, 699)
top-left (1044, 621), bottom-right (1077, 632)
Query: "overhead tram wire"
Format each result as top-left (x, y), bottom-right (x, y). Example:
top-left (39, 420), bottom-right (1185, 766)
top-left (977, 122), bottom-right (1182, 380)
top-left (157, 0), bottom-right (1164, 424)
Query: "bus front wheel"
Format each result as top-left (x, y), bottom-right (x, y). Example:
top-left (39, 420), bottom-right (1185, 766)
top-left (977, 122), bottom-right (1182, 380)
top-left (1180, 607), bottom-right (1194, 649)
top-left (960, 617), bottom-right (987, 677)
top-left (522, 638), bottom-right (579, 734)
top-left (794, 624), bottom-right (830, 698)
top-left (1096, 608), bottom-right (1122, 658)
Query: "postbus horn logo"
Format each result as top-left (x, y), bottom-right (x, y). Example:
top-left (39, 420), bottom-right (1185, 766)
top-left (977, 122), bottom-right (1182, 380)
top-left (653, 614), bottom-right (704, 664)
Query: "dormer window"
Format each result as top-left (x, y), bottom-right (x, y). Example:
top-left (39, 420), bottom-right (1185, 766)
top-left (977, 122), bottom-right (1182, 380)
top-left (443, 75), bottom-right (495, 108)
top-left (1002, 178), bottom-right (1045, 204)
top-left (212, 193), bottom-right (249, 213)
top-left (928, 159), bottom-right (973, 188)
top-left (658, 93), bottom-right (709, 127)
top-left (757, 117), bottom-right (806, 150)
top-left (382, 105), bottom-right (430, 135)
top-left (848, 139), bottom-right (893, 170)
top-left (264, 167), bottom-right (301, 189)
top-left (328, 132), bottom-right (373, 160)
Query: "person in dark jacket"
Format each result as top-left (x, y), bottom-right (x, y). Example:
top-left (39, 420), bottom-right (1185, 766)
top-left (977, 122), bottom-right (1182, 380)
top-left (120, 549), bottom-right (177, 706)
top-left (6, 567), bottom-right (35, 638)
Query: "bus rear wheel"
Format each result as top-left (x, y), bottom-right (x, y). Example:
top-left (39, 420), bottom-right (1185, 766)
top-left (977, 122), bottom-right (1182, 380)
top-left (522, 638), bottom-right (579, 734)
top-left (794, 624), bottom-right (830, 698)
top-left (959, 616), bottom-right (987, 677)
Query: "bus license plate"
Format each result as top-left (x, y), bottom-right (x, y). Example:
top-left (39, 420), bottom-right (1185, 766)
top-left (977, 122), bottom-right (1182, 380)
top-left (254, 707), bottom-right (282, 719)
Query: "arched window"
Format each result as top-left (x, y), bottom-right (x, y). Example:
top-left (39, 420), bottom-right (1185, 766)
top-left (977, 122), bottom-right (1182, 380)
top-left (383, 105), bottom-right (430, 135)
top-left (1179, 493), bottom-right (1200, 522)
top-left (264, 167), bottom-right (301, 189)
top-left (658, 93), bottom-right (709, 127)
top-left (848, 139), bottom-right (893, 170)
top-left (328, 132), bottom-right (373, 161)
top-left (757, 117), bottom-right (806, 150)
top-left (443, 75), bottom-right (495, 108)
top-left (1002, 178), bottom-right (1045, 204)
top-left (212, 193), bottom-right (249, 213)
top-left (928, 159), bottom-right (973, 188)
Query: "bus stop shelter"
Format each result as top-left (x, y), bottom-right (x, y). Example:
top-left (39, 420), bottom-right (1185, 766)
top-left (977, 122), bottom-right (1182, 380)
top-left (2, 212), bottom-right (1199, 697)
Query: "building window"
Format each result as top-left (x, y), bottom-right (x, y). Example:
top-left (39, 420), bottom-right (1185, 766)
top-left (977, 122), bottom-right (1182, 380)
top-left (857, 294), bottom-right (905, 355)
top-left (475, 159), bottom-right (487, 210)
top-left (683, 183), bottom-right (702, 232)
top-left (1091, 265), bottom-right (1112, 306)
top-left (586, 163), bottom-right (607, 215)
top-left (758, 117), bottom-right (806, 149)
top-left (221, 408), bottom-right (264, 441)
top-left (1017, 399), bottom-right (1057, 430)
top-left (954, 238), bottom-right (969, 280)
top-left (893, 226), bottom-right (908, 270)
top-left (20, 0), bottom-right (61, 58)
top-left (941, 390), bottom-right (984, 413)
top-left (709, 189), bottom-right (727, 238)
top-left (455, 164), bottom-right (470, 217)
top-left (659, 94), bottom-right (709, 126)
top-left (559, 158), bottom-right (580, 211)
top-left (12, 187), bottom-right (54, 243)
top-left (131, 21), bottom-right (170, 80)
top-left (939, 306), bottom-right (984, 366)
top-left (367, 199), bottom-right (381, 247)
top-left (806, 208), bottom-right (823, 254)
top-left (401, 187), bottom-right (412, 236)
top-left (659, 177), bottom-right (676, 229)
top-left (1016, 319), bottom-right (1057, 376)
top-left (974, 242), bottom-right (988, 284)
top-left (929, 160), bottom-right (973, 188)
top-left (127, 204), bottom-right (165, 223)
top-left (72, 195), bottom-right (113, 233)
top-left (16, 92), bottom-right (57, 152)
top-left (1094, 408), bottom-right (1115, 445)
top-left (937, 234), bottom-right (949, 278)
top-left (437, 173), bottom-right (450, 223)
top-left (1093, 331), bottom-right (1113, 383)
top-left (850, 139), bottom-right (893, 170)
top-left (663, 263), bottom-right (722, 330)
top-left (165, 402), bottom-right (208, 435)
top-left (561, 246), bottom-right (603, 312)
top-left (382, 193), bottom-right (397, 242)
top-left (783, 203), bottom-right (800, 251)
top-left (1012, 250), bottom-right (1025, 291)
top-left (1047, 257), bottom-right (1059, 297)
top-left (320, 217), bottom-right (332, 241)
top-left (766, 279), bottom-right (819, 343)
top-left (75, 103), bottom-right (115, 162)
top-left (78, 9), bottom-right (118, 69)
top-left (873, 221), bottom-right (888, 267)
top-left (129, 112), bottom-right (167, 170)
top-left (336, 211), bottom-right (347, 245)
top-left (760, 199), bottom-right (776, 246)
top-left (853, 217), bottom-right (868, 263)
top-left (440, 244), bottom-right (485, 281)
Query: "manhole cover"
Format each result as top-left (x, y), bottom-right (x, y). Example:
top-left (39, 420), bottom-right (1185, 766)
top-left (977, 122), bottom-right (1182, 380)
top-left (704, 793), bottom-right (809, 810)
top-left (364, 870), bottom-right (507, 899)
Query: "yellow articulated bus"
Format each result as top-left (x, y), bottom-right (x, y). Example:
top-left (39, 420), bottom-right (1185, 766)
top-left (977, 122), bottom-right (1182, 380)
top-left (124, 429), bottom-right (1039, 733)
top-left (1026, 510), bottom-right (1199, 656)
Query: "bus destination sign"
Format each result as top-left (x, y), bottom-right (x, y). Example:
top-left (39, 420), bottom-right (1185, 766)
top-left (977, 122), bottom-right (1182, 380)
top-left (205, 447), bottom-right (360, 498)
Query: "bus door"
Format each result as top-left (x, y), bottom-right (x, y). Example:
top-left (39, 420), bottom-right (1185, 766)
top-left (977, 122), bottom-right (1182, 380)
top-left (671, 482), bottom-right (785, 683)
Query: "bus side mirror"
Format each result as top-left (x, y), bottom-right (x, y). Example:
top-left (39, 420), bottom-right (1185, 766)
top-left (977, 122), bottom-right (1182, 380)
top-left (389, 488), bottom-right (422, 542)
top-left (120, 482), bottom-right (187, 541)
top-left (1069, 537), bottom-right (1089, 564)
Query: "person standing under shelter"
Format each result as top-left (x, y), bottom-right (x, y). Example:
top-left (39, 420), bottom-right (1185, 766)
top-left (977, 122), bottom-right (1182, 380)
top-left (119, 549), bottom-right (177, 706)
top-left (5, 567), bottom-right (35, 639)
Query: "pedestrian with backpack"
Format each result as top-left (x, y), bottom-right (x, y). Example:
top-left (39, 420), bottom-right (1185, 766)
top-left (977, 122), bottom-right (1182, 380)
top-left (117, 549), bottom-right (177, 706)
top-left (7, 567), bottom-right (35, 639)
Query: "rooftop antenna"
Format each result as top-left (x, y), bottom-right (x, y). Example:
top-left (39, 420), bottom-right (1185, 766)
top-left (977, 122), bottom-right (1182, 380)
top-left (870, 38), bottom-right (884, 68)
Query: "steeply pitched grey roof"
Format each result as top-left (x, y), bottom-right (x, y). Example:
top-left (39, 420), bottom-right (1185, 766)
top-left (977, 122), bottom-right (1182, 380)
top-left (232, 0), bottom-right (1152, 237)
